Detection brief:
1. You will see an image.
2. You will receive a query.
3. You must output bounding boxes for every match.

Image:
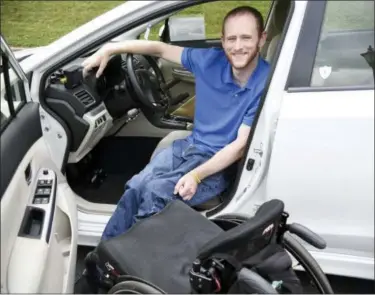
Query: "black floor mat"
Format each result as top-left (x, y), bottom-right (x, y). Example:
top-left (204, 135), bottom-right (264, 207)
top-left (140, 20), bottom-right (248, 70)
top-left (68, 136), bottom-right (161, 204)
top-left (73, 173), bottom-right (130, 204)
top-left (92, 136), bottom-right (160, 175)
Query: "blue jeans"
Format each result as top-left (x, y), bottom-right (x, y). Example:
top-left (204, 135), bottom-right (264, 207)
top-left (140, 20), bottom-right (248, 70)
top-left (101, 137), bottom-right (230, 240)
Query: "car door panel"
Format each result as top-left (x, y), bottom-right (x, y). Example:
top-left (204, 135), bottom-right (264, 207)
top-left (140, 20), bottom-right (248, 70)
top-left (9, 172), bottom-right (77, 293)
top-left (1, 36), bottom-right (77, 293)
top-left (1, 130), bottom-right (78, 293)
top-left (158, 59), bottom-right (195, 98)
top-left (265, 90), bottom-right (374, 279)
top-left (0, 103), bottom-right (41, 196)
top-left (171, 67), bottom-right (195, 83)
top-left (171, 95), bottom-right (195, 118)
top-left (267, 90), bottom-right (374, 244)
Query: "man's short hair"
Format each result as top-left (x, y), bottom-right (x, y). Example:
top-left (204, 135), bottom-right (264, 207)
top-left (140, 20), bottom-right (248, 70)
top-left (222, 6), bottom-right (265, 37)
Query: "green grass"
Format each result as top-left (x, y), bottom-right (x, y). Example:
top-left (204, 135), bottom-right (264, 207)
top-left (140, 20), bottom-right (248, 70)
top-left (0, 1), bottom-right (124, 47)
top-left (1, 1), bottom-right (373, 47)
top-left (0, 1), bottom-right (271, 47)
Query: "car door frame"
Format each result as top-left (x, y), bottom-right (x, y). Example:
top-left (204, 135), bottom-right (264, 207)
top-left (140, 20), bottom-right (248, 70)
top-left (1, 35), bottom-right (37, 196)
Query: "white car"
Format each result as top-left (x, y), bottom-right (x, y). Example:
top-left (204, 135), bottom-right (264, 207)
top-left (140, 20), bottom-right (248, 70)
top-left (1, 0), bottom-right (374, 293)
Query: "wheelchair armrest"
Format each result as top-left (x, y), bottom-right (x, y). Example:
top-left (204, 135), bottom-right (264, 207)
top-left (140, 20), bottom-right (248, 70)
top-left (287, 223), bottom-right (326, 249)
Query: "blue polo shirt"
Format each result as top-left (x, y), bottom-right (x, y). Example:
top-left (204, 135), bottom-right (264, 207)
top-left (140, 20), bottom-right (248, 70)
top-left (181, 47), bottom-right (270, 155)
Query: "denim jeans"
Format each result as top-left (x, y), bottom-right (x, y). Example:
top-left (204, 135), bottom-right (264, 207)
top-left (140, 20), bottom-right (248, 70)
top-left (101, 137), bottom-right (230, 240)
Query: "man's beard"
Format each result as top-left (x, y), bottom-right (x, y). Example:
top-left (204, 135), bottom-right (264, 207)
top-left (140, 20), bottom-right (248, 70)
top-left (225, 43), bottom-right (260, 70)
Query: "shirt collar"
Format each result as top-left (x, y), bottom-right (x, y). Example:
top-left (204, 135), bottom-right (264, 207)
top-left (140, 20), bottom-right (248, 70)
top-left (223, 55), bottom-right (263, 90)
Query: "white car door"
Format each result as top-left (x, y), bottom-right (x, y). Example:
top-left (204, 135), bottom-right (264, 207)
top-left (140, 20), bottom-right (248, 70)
top-left (266, 1), bottom-right (374, 280)
top-left (1, 35), bottom-right (78, 293)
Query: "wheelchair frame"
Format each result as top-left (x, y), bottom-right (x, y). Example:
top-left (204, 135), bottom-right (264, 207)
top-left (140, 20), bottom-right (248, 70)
top-left (103, 211), bottom-right (334, 294)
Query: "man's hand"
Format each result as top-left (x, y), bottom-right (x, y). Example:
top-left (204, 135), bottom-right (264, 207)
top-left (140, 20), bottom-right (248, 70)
top-left (81, 40), bottom-right (184, 78)
top-left (82, 44), bottom-right (112, 78)
top-left (174, 172), bottom-right (199, 201)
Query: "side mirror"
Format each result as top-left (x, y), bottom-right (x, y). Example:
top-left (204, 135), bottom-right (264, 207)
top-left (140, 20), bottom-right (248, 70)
top-left (361, 45), bottom-right (375, 81)
top-left (168, 16), bottom-right (206, 42)
top-left (361, 45), bottom-right (375, 70)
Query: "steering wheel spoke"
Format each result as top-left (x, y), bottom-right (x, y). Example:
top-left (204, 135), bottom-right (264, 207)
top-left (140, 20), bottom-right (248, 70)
top-left (126, 54), bottom-right (170, 111)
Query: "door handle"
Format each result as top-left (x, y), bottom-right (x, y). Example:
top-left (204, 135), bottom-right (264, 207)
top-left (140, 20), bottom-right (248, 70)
top-left (18, 206), bottom-right (45, 239)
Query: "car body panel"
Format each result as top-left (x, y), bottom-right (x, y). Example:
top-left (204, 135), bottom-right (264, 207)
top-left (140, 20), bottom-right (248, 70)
top-left (266, 90), bottom-right (374, 280)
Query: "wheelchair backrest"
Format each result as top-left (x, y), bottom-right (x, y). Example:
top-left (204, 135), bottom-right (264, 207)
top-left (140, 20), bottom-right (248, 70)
top-left (197, 199), bottom-right (285, 262)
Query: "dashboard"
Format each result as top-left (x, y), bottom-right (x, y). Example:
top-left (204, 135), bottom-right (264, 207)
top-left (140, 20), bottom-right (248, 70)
top-left (43, 54), bottom-right (144, 163)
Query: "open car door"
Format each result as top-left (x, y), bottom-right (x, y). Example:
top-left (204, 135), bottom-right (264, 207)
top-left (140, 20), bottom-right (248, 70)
top-left (1, 35), bottom-right (78, 293)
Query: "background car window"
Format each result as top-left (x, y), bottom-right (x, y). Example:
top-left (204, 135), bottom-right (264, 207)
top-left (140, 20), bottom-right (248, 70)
top-left (310, 1), bottom-right (374, 88)
top-left (144, 1), bottom-right (272, 41)
top-left (1, 53), bottom-right (27, 130)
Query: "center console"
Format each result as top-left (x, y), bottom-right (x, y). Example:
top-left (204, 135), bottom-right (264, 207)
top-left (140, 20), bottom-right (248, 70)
top-left (46, 66), bottom-right (103, 116)
top-left (68, 103), bottom-right (113, 163)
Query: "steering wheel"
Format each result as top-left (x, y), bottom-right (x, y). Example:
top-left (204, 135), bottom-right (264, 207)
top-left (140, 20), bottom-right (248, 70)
top-left (126, 54), bottom-right (171, 111)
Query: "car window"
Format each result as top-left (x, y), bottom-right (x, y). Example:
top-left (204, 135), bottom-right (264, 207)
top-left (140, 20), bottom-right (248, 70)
top-left (1, 52), bottom-right (27, 130)
top-left (143, 1), bottom-right (272, 41)
top-left (310, 1), bottom-right (374, 88)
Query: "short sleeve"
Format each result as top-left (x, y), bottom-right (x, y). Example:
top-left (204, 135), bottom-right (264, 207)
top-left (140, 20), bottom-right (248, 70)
top-left (242, 100), bottom-right (260, 127)
top-left (181, 47), bottom-right (211, 74)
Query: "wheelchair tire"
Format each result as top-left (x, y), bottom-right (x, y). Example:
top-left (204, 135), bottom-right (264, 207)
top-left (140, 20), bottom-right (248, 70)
top-left (213, 214), bottom-right (334, 294)
top-left (282, 232), bottom-right (334, 294)
top-left (108, 280), bottom-right (164, 294)
top-left (234, 267), bottom-right (278, 294)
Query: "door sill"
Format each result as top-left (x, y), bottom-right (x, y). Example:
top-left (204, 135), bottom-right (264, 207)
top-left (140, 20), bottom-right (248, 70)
top-left (77, 210), bottom-right (110, 247)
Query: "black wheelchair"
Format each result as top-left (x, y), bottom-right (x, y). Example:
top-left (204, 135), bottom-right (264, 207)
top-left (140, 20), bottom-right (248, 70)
top-left (79, 199), bottom-right (334, 294)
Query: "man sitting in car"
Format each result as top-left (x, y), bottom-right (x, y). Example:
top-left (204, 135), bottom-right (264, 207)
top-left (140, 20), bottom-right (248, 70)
top-left (82, 5), bottom-right (270, 240)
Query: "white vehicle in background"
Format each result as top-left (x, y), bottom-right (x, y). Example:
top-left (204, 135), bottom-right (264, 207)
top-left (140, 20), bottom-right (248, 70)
top-left (1, 0), bottom-right (374, 293)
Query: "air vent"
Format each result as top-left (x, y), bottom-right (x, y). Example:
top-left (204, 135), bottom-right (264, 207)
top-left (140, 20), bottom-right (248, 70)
top-left (74, 89), bottom-right (95, 108)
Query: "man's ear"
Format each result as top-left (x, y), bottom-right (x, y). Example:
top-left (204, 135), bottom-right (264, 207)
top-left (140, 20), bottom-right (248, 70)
top-left (259, 31), bottom-right (267, 49)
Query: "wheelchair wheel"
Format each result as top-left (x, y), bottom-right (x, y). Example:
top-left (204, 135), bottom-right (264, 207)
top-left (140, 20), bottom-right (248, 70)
top-left (108, 280), bottom-right (164, 294)
top-left (282, 232), bottom-right (334, 294)
top-left (212, 214), bottom-right (334, 294)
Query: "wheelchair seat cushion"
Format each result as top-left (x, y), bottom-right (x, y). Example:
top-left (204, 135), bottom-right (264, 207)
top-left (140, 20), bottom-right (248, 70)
top-left (96, 200), bottom-right (223, 293)
top-left (95, 199), bottom-right (285, 294)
